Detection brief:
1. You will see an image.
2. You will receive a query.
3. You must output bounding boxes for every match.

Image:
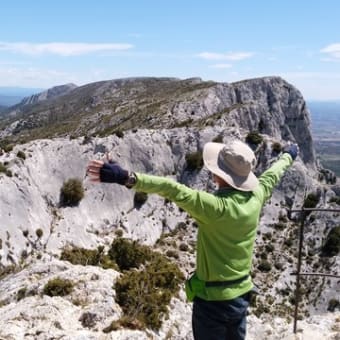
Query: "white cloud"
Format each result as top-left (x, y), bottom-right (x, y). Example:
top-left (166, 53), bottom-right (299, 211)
top-left (209, 63), bottom-right (232, 69)
top-left (197, 51), bottom-right (254, 61)
top-left (320, 43), bottom-right (340, 59)
top-left (0, 42), bottom-right (134, 56)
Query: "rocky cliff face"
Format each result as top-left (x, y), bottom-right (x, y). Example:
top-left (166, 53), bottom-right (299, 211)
top-left (0, 77), bottom-right (339, 339)
top-left (20, 83), bottom-right (78, 106)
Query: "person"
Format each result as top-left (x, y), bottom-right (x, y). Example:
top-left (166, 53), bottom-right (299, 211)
top-left (86, 139), bottom-right (299, 340)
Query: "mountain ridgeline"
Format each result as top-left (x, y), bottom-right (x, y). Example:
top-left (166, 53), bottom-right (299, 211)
top-left (0, 76), bottom-right (315, 165)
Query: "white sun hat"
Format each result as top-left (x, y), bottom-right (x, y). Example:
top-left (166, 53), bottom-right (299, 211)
top-left (203, 140), bottom-right (259, 191)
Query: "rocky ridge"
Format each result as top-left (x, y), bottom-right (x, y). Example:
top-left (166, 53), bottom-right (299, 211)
top-left (0, 76), bottom-right (339, 339)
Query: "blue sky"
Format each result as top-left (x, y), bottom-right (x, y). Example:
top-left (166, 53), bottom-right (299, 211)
top-left (1, 0), bottom-right (340, 100)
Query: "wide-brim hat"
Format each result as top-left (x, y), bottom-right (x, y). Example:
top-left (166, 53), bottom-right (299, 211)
top-left (203, 140), bottom-right (259, 191)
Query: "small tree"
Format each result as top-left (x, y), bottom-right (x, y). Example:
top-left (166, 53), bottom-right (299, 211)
top-left (43, 278), bottom-right (74, 297)
top-left (246, 131), bottom-right (263, 145)
top-left (185, 151), bottom-right (204, 171)
top-left (322, 226), bottom-right (340, 257)
top-left (134, 192), bottom-right (148, 208)
top-left (60, 178), bottom-right (84, 207)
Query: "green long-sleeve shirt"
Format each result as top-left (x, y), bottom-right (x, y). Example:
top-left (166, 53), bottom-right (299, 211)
top-left (134, 153), bottom-right (293, 300)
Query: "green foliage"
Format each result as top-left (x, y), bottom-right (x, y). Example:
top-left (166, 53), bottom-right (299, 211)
top-left (0, 265), bottom-right (17, 280)
top-left (322, 226), bottom-right (340, 257)
top-left (60, 245), bottom-right (116, 269)
top-left (0, 162), bottom-right (6, 173)
top-left (36, 228), bottom-right (43, 238)
top-left (0, 162), bottom-right (12, 177)
top-left (79, 312), bottom-right (98, 328)
top-left (134, 192), bottom-right (148, 208)
top-left (60, 178), bottom-right (84, 207)
top-left (327, 298), bottom-right (340, 312)
top-left (303, 192), bottom-right (319, 209)
top-left (16, 287), bottom-right (27, 301)
top-left (257, 260), bottom-right (272, 272)
top-left (43, 277), bottom-right (74, 297)
top-left (2, 144), bottom-right (14, 153)
top-left (246, 131), bottom-right (263, 145)
top-left (115, 229), bottom-right (124, 237)
top-left (17, 150), bottom-right (26, 160)
top-left (114, 129), bottom-right (124, 138)
top-left (185, 150), bottom-right (203, 171)
top-left (114, 248), bottom-right (184, 330)
top-left (103, 316), bottom-right (143, 332)
top-left (272, 142), bottom-right (282, 153)
top-left (329, 196), bottom-right (340, 205)
top-left (273, 222), bottom-right (286, 231)
top-left (108, 238), bottom-right (151, 271)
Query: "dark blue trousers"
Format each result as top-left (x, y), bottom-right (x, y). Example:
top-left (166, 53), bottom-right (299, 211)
top-left (192, 293), bottom-right (250, 340)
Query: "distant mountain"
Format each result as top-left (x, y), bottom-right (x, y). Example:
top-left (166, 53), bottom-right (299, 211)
top-left (0, 86), bottom-right (45, 106)
top-left (19, 83), bottom-right (77, 106)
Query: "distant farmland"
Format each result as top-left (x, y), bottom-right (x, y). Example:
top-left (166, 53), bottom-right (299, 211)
top-left (308, 101), bottom-right (340, 178)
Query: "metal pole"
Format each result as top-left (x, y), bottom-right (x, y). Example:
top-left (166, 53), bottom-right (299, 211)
top-left (293, 210), bottom-right (307, 334)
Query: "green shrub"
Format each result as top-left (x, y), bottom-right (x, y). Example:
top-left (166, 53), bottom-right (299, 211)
top-left (3, 144), bottom-right (13, 153)
top-left (322, 226), bottom-right (340, 257)
top-left (17, 287), bottom-right (27, 301)
top-left (79, 311), bottom-right (97, 328)
top-left (246, 131), bottom-right (263, 145)
top-left (0, 265), bottom-right (17, 280)
top-left (273, 222), bottom-right (286, 230)
top-left (134, 192), bottom-right (148, 208)
top-left (115, 229), bottom-right (124, 237)
top-left (103, 316), bottom-right (143, 332)
top-left (303, 192), bottom-right (319, 209)
top-left (43, 277), bottom-right (74, 297)
top-left (108, 238), bottom-right (151, 271)
top-left (185, 151), bottom-right (203, 171)
top-left (114, 250), bottom-right (184, 330)
top-left (17, 150), bottom-right (26, 160)
top-left (36, 228), bottom-right (43, 238)
top-left (60, 178), bottom-right (84, 207)
top-left (272, 142), bottom-right (282, 153)
top-left (179, 243), bottom-right (189, 251)
top-left (60, 245), bottom-right (116, 269)
top-left (257, 260), bottom-right (272, 272)
top-left (114, 130), bottom-right (124, 138)
top-left (0, 162), bottom-right (6, 173)
top-left (327, 298), bottom-right (340, 312)
top-left (329, 196), bottom-right (340, 205)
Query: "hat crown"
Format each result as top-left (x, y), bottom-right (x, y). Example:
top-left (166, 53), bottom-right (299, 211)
top-left (219, 142), bottom-right (256, 177)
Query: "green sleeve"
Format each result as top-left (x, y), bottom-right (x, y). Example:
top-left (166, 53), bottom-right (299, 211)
top-left (255, 153), bottom-right (293, 205)
top-left (133, 173), bottom-right (224, 224)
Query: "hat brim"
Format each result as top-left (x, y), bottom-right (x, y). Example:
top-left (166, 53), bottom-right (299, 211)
top-left (203, 142), bottom-right (259, 192)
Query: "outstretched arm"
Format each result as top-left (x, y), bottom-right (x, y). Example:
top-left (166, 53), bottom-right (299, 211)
top-left (87, 160), bottom-right (224, 224)
top-left (254, 143), bottom-right (299, 204)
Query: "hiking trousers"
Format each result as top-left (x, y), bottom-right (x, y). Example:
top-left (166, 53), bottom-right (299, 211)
top-left (192, 293), bottom-right (250, 340)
